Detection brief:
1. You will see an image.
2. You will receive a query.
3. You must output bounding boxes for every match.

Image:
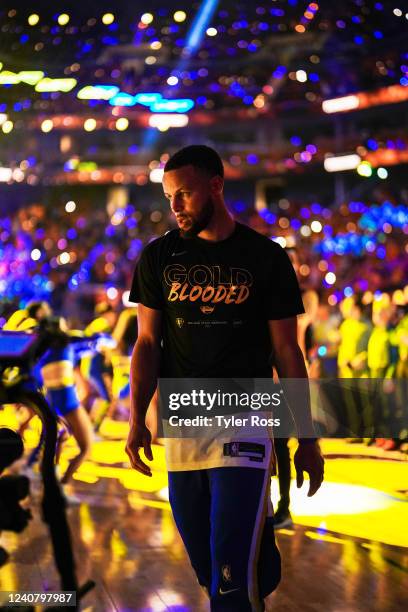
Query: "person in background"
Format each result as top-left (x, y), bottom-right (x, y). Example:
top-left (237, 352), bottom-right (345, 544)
top-left (337, 296), bottom-right (372, 441)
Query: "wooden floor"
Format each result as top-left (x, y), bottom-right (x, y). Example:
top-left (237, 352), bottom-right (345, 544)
top-left (0, 419), bottom-right (407, 611)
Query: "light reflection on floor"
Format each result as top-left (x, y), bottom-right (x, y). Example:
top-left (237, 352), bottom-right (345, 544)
top-left (1, 408), bottom-right (407, 548)
top-left (1, 407), bottom-right (407, 611)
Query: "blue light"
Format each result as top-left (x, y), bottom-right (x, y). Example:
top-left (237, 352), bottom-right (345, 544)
top-left (185, 0), bottom-right (220, 54)
top-left (374, 30), bottom-right (383, 39)
top-left (102, 36), bottom-right (118, 46)
top-left (149, 98), bottom-right (195, 113)
top-left (196, 96), bottom-right (207, 105)
top-left (109, 92), bottom-right (136, 106)
top-left (367, 139), bottom-right (378, 151)
top-left (344, 286), bottom-right (353, 297)
top-left (273, 66), bottom-right (286, 78)
top-left (13, 102), bottom-right (22, 112)
top-left (247, 43), bottom-right (258, 52)
top-left (247, 154), bottom-right (258, 164)
top-left (291, 136), bottom-right (302, 146)
top-left (309, 73), bottom-right (319, 82)
top-left (66, 228), bottom-right (77, 239)
top-left (134, 93), bottom-right (162, 106)
top-left (128, 144), bottom-right (139, 154)
top-left (233, 201), bottom-right (246, 213)
top-left (354, 36), bottom-right (363, 45)
top-left (377, 246), bottom-right (386, 259)
top-left (400, 77), bottom-right (408, 87)
top-left (317, 346), bottom-right (327, 357)
top-left (20, 34), bottom-right (29, 44)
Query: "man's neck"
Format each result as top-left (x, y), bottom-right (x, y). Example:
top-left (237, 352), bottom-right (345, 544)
top-left (196, 207), bottom-right (236, 242)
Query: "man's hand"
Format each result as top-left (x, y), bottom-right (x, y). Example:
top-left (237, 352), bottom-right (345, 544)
top-left (294, 442), bottom-right (324, 497)
top-left (126, 425), bottom-right (153, 477)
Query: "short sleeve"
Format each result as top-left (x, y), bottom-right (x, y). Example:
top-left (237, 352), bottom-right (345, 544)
top-left (265, 244), bottom-right (305, 320)
top-left (129, 244), bottom-right (164, 310)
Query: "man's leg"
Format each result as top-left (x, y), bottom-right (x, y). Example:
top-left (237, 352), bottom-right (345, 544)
top-left (208, 467), bottom-right (281, 612)
top-left (168, 470), bottom-right (212, 592)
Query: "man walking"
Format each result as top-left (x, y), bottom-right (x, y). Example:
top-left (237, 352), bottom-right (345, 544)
top-left (126, 145), bottom-right (324, 611)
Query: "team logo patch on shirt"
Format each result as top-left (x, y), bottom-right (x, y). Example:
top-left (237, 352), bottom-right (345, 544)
top-left (200, 305), bottom-right (215, 314)
top-left (176, 318), bottom-right (184, 328)
top-left (224, 441), bottom-right (265, 462)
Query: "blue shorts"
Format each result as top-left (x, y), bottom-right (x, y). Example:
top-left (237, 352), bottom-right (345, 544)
top-left (47, 386), bottom-right (80, 418)
top-left (168, 467), bottom-right (281, 611)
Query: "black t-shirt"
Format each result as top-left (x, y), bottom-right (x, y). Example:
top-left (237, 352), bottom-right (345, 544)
top-left (130, 222), bottom-right (304, 378)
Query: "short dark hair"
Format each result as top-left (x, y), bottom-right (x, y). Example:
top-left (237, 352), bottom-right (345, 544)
top-left (27, 301), bottom-right (47, 319)
top-left (164, 145), bottom-right (224, 179)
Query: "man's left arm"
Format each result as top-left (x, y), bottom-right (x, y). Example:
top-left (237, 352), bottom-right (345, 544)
top-left (269, 317), bottom-right (324, 497)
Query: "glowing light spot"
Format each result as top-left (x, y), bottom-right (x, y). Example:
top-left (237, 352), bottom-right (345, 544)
top-left (167, 76), bottom-right (179, 86)
top-left (115, 117), bottom-right (129, 131)
top-left (65, 201), bottom-right (76, 213)
top-left (84, 118), bottom-right (97, 132)
top-left (296, 70), bottom-right (307, 82)
top-left (28, 14), bottom-right (40, 26)
top-left (141, 13), bottom-right (154, 25)
top-left (41, 119), bottom-right (53, 133)
top-left (58, 252), bottom-right (70, 265)
top-left (325, 272), bottom-right (336, 285)
top-left (2, 120), bottom-right (14, 134)
top-left (377, 167), bottom-right (388, 179)
top-left (357, 161), bottom-right (373, 177)
top-left (150, 168), bottom-right (164, 183)
top-left (206, 27), bottom-right (217, 36)
top-left (31, 249), bottom-right (41, 261)
top-left (311, 220), bottom-right (322, 233)
top-left (300, 225), bottom-right (311, 237)
top-left (102, 13), bottom-right (115, 25)
top-left (58, 14), bottom-right (70, 26)
top-left (174, 11), bottom-right (187, 23)
top-left (328, 294), bottom-right (338, 306)
top-left (107, 287), bottom-right (118, 300)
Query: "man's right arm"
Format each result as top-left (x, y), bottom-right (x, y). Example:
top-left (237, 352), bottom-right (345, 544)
top-left (126, 304), bottom-right (162, 476)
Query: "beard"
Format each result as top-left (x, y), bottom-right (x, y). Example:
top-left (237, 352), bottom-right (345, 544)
top-left (178, 196), bottom-right (214, 239)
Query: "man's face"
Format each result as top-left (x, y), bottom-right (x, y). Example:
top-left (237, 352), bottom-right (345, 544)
top-left (163, 165), bottom-right (215, 238)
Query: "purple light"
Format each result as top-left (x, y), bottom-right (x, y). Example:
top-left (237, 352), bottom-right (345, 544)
top-left (300, 207), bottom-right (311, 219)
top-left (247, 154), bottom-right (258, 164)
